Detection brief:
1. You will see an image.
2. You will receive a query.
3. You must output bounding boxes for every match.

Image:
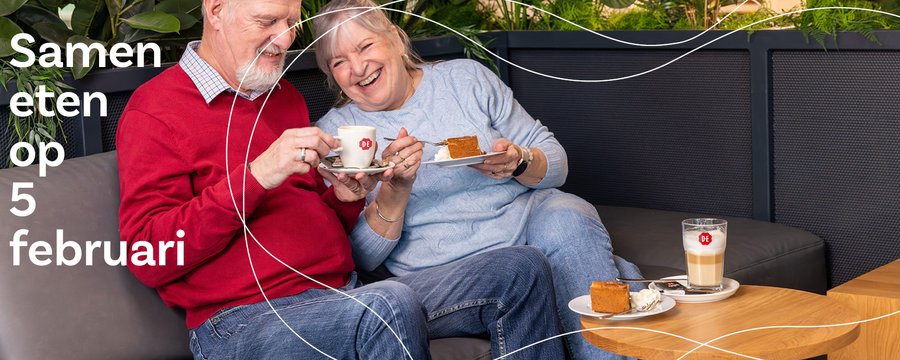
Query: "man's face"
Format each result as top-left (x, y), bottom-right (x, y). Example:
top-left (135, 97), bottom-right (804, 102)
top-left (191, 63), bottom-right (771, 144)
top-left (219, 0), bottom-right (300, 90)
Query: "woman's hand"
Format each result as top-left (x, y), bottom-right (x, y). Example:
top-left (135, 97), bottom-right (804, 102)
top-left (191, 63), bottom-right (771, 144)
top-left (249, 127), bottom-right (337, 189)
top-left (472, 138), bottom-right (520, 180)
top-left (318, 170), bottom-right (378, 202)
top-left (380, 128), bottom-right (423, 190)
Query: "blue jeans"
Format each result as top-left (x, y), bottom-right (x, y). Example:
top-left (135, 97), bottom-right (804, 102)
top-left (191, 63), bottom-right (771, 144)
top-left (189, 246), bottom-right (565, 359)
top-left (525, 190), bottom-right (645, 360)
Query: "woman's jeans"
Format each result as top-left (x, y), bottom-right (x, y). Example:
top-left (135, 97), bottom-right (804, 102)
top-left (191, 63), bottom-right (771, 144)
top-left (526, 189), bottom-right (645, 360)
top-left (189, 246), bottom-right (565, 359)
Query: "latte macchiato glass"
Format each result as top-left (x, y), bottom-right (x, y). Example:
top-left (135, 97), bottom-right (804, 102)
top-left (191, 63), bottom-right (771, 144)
top-left (333, 126), bottom-right (376, 169)
top-left (682, 218), bottom-right (727, 291)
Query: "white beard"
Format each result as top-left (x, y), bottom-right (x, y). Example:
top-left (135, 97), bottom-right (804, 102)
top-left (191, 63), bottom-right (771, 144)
top-left (236, 56), bottom-right (285, 91)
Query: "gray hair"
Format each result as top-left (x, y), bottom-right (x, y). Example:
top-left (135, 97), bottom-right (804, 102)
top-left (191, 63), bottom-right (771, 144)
top-left (312, 0), bottom-right (423, 106)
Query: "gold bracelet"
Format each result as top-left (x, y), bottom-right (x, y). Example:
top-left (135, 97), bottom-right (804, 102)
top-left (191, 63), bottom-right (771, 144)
top-left (374, 201), bottom-right (403, 223)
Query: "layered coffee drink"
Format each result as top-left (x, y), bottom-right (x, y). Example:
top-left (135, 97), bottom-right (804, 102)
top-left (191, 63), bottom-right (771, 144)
top-left (682, 220), bottom-right (727, 290)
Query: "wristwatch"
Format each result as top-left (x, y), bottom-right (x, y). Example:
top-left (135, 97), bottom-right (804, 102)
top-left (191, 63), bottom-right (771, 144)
top-left (512, 146), bottom-right (533, 177)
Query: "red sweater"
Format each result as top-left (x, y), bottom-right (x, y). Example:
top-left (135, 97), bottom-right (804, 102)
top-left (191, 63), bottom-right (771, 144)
top-left (116, 65), bottom-right (363, 329)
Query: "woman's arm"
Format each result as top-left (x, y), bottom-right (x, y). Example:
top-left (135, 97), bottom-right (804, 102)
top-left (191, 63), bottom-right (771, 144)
top-left (467, 60), bottom-right (568, 188)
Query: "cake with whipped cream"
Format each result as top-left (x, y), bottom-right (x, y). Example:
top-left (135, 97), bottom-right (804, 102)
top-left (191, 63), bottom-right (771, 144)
top-left (589, 281), bottom-right (630, 313)
top-left (435, 136), bottom-right (483, 160)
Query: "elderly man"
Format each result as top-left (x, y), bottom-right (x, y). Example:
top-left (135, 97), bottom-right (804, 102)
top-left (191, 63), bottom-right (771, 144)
top-left (116, 0), bottom-right (565, 358)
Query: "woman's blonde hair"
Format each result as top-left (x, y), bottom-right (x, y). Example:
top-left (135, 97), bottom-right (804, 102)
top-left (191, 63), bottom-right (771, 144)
top-left (312, 0), bottom-right (424, 107)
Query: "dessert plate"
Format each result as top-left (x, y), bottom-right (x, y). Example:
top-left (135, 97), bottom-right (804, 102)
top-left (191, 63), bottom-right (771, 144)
top-left (567, 293), bottom-right (675, 320)
top-left (319, 156), bottom-right (395, 175)
top-left (649, 275), bottom-right (740, 303)
top-left (422, 152), bottom-right (503, 168)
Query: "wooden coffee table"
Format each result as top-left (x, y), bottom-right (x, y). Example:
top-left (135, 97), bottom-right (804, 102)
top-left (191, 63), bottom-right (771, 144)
top-left (581, 285), bottom-right (860, 359)
top-left (827, 259), bottom-right (900, 359)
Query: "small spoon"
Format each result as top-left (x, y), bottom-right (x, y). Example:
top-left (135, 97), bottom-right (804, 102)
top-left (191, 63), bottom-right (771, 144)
top-left (597, 297), bottom-right (660, 319)
top-left (383, 137), bottom-right (447, 146)
top-left (616, 278), bottom-right (671, 283)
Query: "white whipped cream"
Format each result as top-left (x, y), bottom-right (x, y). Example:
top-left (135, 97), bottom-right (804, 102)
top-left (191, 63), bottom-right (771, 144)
top-left (630, 289), bottom-right (661, 310)
top-left (434, 146), bottom-right (451, 161)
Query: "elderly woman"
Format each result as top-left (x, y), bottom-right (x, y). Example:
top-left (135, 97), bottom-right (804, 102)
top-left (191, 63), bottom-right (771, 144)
top-left (313, 1), bottom-right (644, 358)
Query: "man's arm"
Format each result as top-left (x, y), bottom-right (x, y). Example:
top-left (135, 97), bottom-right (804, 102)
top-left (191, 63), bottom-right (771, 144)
top-left (117, 110), bottom-right (269, 288)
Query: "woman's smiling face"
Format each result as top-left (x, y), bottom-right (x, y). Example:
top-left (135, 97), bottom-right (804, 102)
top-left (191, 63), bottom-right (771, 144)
top-left (327, 21), bottom-right (415, 112)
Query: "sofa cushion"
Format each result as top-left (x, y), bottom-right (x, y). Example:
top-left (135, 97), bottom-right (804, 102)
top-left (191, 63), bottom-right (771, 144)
top-left (598, 205), bottom-right (828, 294)
top-left (0, 152), bottom-right (191, 359)
top-left (0, 152), bottom-right (491, 359)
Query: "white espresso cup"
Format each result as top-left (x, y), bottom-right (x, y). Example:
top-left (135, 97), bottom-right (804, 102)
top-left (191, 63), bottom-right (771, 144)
top-left (682, 218), bottom-right (727, 291)
top-left (333, 126), bottom-right (377, 169)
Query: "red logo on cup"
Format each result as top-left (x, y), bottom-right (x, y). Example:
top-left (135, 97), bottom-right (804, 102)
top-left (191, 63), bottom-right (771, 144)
top-left (359, 138), bottom-right (373, 150)
top-left (698, 232), bottom-right (713, 246)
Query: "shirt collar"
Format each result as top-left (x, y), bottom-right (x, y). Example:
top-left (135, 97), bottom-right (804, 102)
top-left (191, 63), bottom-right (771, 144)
top-left (179, 41), bottom-right (279, 104)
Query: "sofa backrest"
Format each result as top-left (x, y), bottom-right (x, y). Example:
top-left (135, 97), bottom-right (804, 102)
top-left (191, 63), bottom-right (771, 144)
top-left (0, 152), bottom-right (191, 360)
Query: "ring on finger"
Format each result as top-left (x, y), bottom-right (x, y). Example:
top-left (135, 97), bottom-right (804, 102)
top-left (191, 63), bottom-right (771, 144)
top-left (404, 162), bottom-right (412, 169)
top-left (299, 148), bottom-right (307, 162)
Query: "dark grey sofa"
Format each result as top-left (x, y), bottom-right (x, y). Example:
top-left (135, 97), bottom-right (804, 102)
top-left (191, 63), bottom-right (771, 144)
top-left (0, 151), bottom-right (826, 359)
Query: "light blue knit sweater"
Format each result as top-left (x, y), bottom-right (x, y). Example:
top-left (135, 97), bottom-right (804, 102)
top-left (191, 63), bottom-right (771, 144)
top-left (316, 59), bottom-right (568, 275)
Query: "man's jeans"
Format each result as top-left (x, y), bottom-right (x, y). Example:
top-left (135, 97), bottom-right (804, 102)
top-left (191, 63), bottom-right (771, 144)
top-left (189, 246), bottom-right (565, 359)
top-left (526, 189), bottom-right (645, 360)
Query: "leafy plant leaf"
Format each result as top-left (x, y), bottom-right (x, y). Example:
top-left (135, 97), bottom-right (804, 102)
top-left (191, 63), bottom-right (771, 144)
top-left (121, 27), bottom-right (158, 43)
top-left (105, 0), bottom-right (123, 18)
top-left (67, 35), bottom-right (103, 79)
top-left (170, 12), bottom-right (198, 31)
top-left (0, 16), bottom-right (24, 57)
top-left (155, 0), bottom-right (202, 14)
top-left (14, 4), bottom-right (69, 30)
top-left (72, 0), bottom-right (103, 35)
top-left (0, 0), bottom-right (27, 17)
top-left (601, 0), bottom-right (637, 9)
top-left (37, 0), bottom-right (64, 10)
top-left (31, 21), bottom-right (76, 45)
top-left (122, 10), bottom-right (180, 33)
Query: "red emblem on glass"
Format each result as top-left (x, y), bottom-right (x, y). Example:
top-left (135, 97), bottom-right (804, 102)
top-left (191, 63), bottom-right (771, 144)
top-left (698, 232), bottom-right (713, 246)
top-left (359, 138), bottom-right (373, 150)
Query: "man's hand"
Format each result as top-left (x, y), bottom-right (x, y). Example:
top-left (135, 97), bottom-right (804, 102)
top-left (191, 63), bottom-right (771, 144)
top-left (472, 138), bottom-right (520, 180)
top-left (249, 127), bottom-right (337, 189)
top-left (318, 170), bottom-right (378, 202)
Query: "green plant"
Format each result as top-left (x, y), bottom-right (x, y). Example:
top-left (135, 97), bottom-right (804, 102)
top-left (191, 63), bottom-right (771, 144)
top-left (1, 0), bottom-right (202, 79)
top-left (487, 0), bottom-right (543, 30)
top-left (792, 0), bottom-right (900, 47)
top-left (605, 6), bottom-right (673, 29)
top-left (537, 0), bottom-right (608, 30)
top-left (1, 52), bottom-right (72, 167)
top-left (296, 0), bottom-right (328, 48)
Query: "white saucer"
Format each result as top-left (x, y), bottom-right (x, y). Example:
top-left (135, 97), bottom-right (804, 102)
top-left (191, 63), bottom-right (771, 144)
top-left (649, 276), bottom-right (740, 303)
top-left (319, 156), bottom-right (395, 175)
top-left (567, 293), bottom-right (675, 320)
top-left (422, 152), bottom-right (503, 168)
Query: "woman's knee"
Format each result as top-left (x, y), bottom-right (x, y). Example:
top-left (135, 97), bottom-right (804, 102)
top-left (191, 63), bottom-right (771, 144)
top-left (485, 246), bottom-right (554, 284)
top-left (358, 281), bottom-right (423, 316)
top-left (527, 193), bottom-right (613, 257)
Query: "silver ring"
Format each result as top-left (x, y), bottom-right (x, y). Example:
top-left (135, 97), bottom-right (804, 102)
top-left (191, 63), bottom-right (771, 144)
top-left (299, 148), bottom-right (307, 162)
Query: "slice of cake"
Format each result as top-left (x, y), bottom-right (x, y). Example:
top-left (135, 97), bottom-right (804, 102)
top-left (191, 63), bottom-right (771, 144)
top-left (446, 136), bottom-right (483, 158)
top-left (590, 281), bottom-right (630, 313)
